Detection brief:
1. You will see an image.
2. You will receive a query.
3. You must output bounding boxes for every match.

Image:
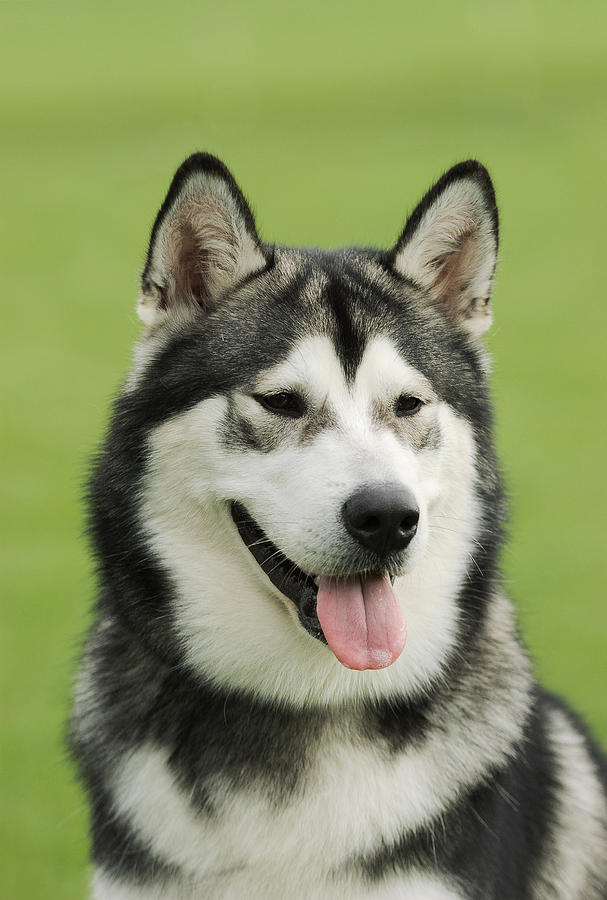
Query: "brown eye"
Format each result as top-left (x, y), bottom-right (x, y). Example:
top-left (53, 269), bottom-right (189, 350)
top-left (254, 392), bottom-right (304, 418)
top-left (395, 395), bottom-right (423, 417)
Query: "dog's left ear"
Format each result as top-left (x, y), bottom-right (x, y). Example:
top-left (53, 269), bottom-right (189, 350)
top-left (390, 161), bottom-right (498, 338)
top-left (138, 153), bottom-right (267, 327)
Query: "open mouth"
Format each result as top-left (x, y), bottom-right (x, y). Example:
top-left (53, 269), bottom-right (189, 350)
top-left (231, 502), bottom-right (407, 670)
top-left (231, 502), bottom-right (325, 642)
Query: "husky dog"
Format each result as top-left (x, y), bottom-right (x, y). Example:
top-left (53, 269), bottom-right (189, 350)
top-left (71, 154), bottom-right (607, 899)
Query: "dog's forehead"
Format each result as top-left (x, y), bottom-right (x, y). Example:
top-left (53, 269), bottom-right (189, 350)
top-left (244, 249), bottom-right (436, 396)
top-left (230, 249), bottom-right (411, 376)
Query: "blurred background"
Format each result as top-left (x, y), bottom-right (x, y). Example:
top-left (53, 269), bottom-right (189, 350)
top-left (1, 0), bottom-right (606, 895)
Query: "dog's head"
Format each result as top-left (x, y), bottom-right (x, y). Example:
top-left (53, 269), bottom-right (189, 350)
top-left (95, 154), bottom-right (502, 706)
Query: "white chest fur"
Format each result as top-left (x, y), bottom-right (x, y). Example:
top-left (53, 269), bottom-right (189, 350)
top-left (105, 722), bottom-right (499, 899)
top-left (94, 867), bottom-right (464, 899)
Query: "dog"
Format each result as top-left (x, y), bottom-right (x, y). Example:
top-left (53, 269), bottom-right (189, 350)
top-left (71, 153), bottom-right (607, 898)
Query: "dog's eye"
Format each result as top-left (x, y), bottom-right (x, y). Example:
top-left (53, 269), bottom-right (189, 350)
top-left (395, 395), bottom-right (423, 417)
top-left (254, 392), bottom-right (304, 418)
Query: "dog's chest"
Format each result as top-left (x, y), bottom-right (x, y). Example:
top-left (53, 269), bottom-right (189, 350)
top-left (115, 731), bottom-right (464, 897)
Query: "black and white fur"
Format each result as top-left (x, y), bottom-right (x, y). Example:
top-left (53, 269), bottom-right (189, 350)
top-left (71, 154), bottom-right (607, 899)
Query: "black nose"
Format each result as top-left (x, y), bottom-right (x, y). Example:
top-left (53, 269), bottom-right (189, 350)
top-left (342, 484), bottom-right (419, 557)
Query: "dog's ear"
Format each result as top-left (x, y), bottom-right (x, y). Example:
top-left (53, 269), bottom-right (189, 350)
top-left (390, 161), bottom-right (498, 338)
top-left (138, 153), bottom-right (267, 327)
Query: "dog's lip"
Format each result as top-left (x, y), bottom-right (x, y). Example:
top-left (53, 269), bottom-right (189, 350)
top-left (231, 501), bottom-right (325, 643)
top-left (230, 502), bottom-right (397, 644)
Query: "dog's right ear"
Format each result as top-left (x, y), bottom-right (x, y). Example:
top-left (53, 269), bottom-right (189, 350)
top-left (138, 154), bottom-right (267, 327)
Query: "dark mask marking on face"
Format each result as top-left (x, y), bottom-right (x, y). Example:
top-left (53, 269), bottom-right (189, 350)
top-left (220, 399), bottom-right (283, 454)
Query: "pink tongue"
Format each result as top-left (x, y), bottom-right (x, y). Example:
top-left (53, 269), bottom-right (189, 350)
top-left (316, 573), bottom-right (406, 670)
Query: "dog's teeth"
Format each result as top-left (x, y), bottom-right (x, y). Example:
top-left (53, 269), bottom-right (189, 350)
top-left (313, 576), bottom-right (320, 586)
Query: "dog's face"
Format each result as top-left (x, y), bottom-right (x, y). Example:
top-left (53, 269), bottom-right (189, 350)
top-left (113, 154), bottom-right (500, 706)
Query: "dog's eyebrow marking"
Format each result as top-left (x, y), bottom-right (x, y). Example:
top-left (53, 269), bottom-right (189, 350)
top-left (252, 335), bottom-right (346, 399)
top-left (248, 334), bottom-right (439, 449)
top-left (354, 336), bottom-right (436, 404)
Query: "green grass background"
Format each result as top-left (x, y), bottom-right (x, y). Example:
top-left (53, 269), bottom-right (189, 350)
top-left (1, 0), bottom-right (606, 895)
